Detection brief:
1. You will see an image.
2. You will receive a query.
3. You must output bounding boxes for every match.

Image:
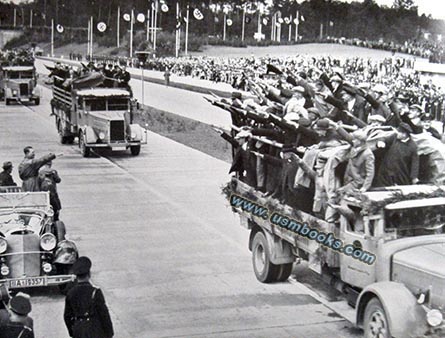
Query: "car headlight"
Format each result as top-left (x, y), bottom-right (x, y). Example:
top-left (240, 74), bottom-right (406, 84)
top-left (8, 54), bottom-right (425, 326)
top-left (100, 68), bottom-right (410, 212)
top-left (99, 132), bottom-right (105, 140)
top-left (427, 309), bottom-right (443, 327)
top-left (0, 238), bottom-right (7, 254)
top-left (0, 264), bottom-right (9, 276)
top-left (40, 233), bottom-right (57, 251)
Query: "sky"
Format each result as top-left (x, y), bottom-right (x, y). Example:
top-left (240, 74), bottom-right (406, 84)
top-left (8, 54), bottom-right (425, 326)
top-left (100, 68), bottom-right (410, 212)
top-left (340, 0), bottom-right (445, 20)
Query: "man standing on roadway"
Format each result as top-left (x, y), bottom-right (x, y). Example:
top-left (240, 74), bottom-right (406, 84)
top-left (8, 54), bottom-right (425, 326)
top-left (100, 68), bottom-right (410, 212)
top-left (0, 161), bottom-right (17, 187)
top-left (18, 146), bottom-right (56, 192)
top-left (64, 256), bottom-right (114, 338)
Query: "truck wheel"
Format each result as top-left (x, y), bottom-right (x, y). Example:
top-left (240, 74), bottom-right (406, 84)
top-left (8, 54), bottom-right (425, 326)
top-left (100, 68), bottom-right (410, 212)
top-left (276, 263), bottom-right (293, 282)
top-left (252, 232), bottom-right (279, 283)
top-left (58, 121), bottom-right (67, 144)
top-left (5, 99), bottom-right (10, 106)
top-left (130, 145), bottom-right (141, 156)
top-left (34, 98), bottom-right (40, 105)
top-left (66, 136), bottom-right (75, 144)
top-left (364, 298), bottom-right (391, 338)
top-left (79, 132), bottom-right (90, 157)
top-left (54, 221), bottom-right (66, 242)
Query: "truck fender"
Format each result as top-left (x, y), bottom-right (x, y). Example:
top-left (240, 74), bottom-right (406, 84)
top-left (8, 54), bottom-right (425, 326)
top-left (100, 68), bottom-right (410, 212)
top-left (80, 126), bottom-right (96, 144)
top-left (356, 281), bottom-right (427, 338)
top-left (262, 229), bottom-right (294, 265)
top-left (129, 124), bottom-right (146, 142)
top-left (4, 87), bottom-right (12, 98)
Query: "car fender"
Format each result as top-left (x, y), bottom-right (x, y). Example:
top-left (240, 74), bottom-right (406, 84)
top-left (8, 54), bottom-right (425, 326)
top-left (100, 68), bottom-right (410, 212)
top-left (129, 124), bottom-right (146, 142)
top-left (356, 281), bottom-right (427, 338)
top-left (263, 229), bottom-right (294, 265)
top-left (54, 240), bottom-right (78, 264)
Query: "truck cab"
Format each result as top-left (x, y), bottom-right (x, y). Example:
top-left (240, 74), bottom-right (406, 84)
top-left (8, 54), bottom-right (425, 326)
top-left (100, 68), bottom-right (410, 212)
top-left (0, 66), bottom-right (40, 105)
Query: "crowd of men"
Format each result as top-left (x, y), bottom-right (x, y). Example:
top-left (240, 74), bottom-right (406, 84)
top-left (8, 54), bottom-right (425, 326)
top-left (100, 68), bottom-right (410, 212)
top-left (48, 61), bottom-right (131, 93)
top-left (209, 63), bottom-right (444, 222)
top-left (0, 147), bottom-right (62, 221)
top-left (0, 49), bottom-right (34, 67)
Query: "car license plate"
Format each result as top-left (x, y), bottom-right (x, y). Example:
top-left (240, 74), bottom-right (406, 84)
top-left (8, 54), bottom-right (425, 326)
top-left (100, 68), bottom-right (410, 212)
top-left (9, 277), bottom-right (46, 288)
top-left (112, 146), bottom-right (126, 151)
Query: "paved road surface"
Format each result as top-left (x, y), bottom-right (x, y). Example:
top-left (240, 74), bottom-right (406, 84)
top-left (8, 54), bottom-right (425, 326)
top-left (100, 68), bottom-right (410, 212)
top-left (0, 86), bottom-right (362, 337)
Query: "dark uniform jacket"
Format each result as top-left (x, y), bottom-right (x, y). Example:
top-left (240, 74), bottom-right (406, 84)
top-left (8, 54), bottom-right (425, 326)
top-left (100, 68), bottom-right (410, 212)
top-left (0, 310), bottom-right (34, 338)
top-left (64, 281), bottom-right (114, 338)
top-left (0, 170), bottom-right (16, 187)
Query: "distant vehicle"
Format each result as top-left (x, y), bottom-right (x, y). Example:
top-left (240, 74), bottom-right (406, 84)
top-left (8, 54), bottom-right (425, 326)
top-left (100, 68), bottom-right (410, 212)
top-left (50, 74), bottom-right (147, 157)
top-left (228, 178), bottom-right (445, 338)
top-left (0, 65), bottom-right (40, 105)
top-left (0, 190), bottom-right (78, 290)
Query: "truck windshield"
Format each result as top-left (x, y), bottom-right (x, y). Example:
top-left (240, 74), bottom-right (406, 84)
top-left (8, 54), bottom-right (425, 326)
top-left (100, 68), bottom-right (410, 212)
top-left (7, 72), bottom-right (20, 79)
top-left (20, 72), bottom-right (33, 78)
top-left (385, 204), bottom-right (445, 234)
top-left (108, 98), bottom-right (128, 110)
top-left (86, 99), bottom-right (106, 111)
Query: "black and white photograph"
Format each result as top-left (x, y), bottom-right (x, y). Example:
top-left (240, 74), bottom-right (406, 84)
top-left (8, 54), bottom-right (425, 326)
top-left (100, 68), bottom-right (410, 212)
top-left (0, 0), bottom-right (444, 337)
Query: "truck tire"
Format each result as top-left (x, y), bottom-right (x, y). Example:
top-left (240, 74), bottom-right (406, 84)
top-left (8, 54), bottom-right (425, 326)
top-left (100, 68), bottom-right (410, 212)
top-left (363, 298), bottom-right (391, 338)
top-left (58, 120), bottom-right (68, 144)
top-left (130, 145), bottom-right (141, 156)
top-left (276, 263), bottom-right (293, 282)
top-left (66, 136), bottom-right (75, 144)
top-left (34, 98), bottom-right (40, 105)
top-left (79, 132), bottom-right (90, 157)
top-left (5, 99), bottom-right (10, 105)
top-left (252, 232), bottom-right (279, 283)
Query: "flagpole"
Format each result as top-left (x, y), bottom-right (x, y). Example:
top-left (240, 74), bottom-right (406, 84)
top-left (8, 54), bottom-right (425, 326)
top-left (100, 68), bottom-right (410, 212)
top-left (130, 9), bottom-right (134, 57)
top-left (295, 11), bottom-right (299, 42)
top-left (288, 15), bottom-right (292, 42)
top-left (87, 19), bottom-right (90, 58)
top-left (30, 9), bottom-right (33, 28)
top-left (13, 8), bottom-right (16, 27)
top-left (223, 13), bottom-right (226, 41)
top-left (241, 5), bottom-right (245, 42)
top-left (271, 14), bottom-right (275, 41)
top-left (185, 5), bottom-right (189, 55)
top-left (51, 19), bottom-right (54, 57)
top-left (320, 23), bottom-right (323, 40)
top-left (150, 3), bottom-right (154, 43)
top-left (90, 16), bottom-right (94, 59)
top-left (153, 1), bottom-right (158, 51)
top-left (257, 9), bottom-right (262, 40)
top-left (117, 6), bottom-right (120, 48)
top-left (146, 9), bottom-right (151, 41)
top-left (175, 2), bottom-right (179, 57)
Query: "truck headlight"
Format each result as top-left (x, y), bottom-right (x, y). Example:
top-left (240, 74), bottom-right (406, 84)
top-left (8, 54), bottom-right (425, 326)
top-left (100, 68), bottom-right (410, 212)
top-left (131, 131), bottom-right (137, 139)
top-left (40, 233), bottom-right (57, 251)
top-left (12, 89), bottom-right (18, 96)
top-left (99, 132), bottom-right (105, 140)
top-left (427, 309), bottom-right (443, 327)
top-left (0, 238), bottom-right (7, 254)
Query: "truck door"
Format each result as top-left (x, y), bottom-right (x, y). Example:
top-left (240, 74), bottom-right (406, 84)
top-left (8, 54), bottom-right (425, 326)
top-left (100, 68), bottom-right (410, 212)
top-left (339, 210), bottom-right (378, 289)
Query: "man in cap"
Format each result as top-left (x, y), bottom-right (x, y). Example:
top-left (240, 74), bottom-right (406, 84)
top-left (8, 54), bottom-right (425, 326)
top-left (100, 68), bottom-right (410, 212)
top-left (421, 113), bottom-right (441, 139)
top-left (18, 147), bottom-right (56, 192)
top-left (374, 122), bottom-right (419, 187)
top-left (0, 292), bottom-right (34, 338)
top-left (0, 161), bottom-right (17, 187)
top-left (64, 256), bottom-right (114, 338)
top-left (39, 160), bottom-right (62, 221)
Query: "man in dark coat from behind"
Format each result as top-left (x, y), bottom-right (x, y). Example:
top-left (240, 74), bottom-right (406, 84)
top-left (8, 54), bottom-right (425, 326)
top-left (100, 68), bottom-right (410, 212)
top-left (0, 161), bottom-right (17, 187)
top-left (64, 257), bottom-right (114, 338)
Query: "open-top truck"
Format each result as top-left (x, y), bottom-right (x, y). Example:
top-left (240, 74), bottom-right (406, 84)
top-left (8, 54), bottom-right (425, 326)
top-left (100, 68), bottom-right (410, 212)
top-left (50, 75), bottom-right (147, 157)
top-left (0, 65), bottom-right (40, 105)
top-left (226, 178), bottom-right (445, 338)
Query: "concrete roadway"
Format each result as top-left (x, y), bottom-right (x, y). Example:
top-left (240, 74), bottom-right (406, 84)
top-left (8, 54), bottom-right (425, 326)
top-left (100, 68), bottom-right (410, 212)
top-left (0, 86), bottom-right (362, 337)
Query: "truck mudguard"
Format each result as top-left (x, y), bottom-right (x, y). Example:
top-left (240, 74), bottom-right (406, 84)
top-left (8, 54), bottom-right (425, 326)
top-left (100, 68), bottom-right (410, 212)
top-left (82, 126), bottom-right (96, 144)
top-left (263, 229), bottom-right (295, 265)
top-left (356, 281), bottom-right (427, 338)
top-left (129, 124), bottom-right (145, 142)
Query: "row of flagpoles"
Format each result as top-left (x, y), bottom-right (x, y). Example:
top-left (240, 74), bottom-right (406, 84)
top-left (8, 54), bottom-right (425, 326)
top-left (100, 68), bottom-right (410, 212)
top-left (47, 2), bottom-right (327, 58)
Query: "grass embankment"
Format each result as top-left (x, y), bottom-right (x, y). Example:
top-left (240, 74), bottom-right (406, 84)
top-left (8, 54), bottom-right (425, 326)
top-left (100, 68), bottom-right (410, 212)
top-left (134, 106), bottom-right (232, 163)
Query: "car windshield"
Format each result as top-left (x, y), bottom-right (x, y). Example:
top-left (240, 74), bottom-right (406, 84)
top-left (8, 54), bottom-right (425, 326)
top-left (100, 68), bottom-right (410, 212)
top-left (0, 212), bottom-right (43, 235)
top-left (385, 204), bottom-right (445, 236)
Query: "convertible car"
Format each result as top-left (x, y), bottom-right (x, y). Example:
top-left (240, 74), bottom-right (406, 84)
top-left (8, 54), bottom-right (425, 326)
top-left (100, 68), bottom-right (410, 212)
top-left (0, 190), bottom-right (78, 289)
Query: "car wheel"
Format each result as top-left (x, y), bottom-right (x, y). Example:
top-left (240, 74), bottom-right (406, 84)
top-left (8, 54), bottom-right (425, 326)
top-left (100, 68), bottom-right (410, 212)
top-left (276, 263), bottom-right (293, 282)
top-left (252, 232), bottom-right (279, 283)
top-left (364, 298), bottom-right (391, 338)
top-left (54, 221), bottom-right (66, 242)
top-left (130, 145), bottom-right (141, 156)
top-left (79, 132), bottom-right (90, 157)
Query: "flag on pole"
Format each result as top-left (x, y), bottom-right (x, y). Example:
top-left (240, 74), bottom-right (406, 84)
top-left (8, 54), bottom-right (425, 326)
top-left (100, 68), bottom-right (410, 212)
top-left (301, 15), bottom-right (305, 22)
top-left (193, 8), bottom-right (204, 20)
top-left (329, 20), bottom-right (334, 27)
